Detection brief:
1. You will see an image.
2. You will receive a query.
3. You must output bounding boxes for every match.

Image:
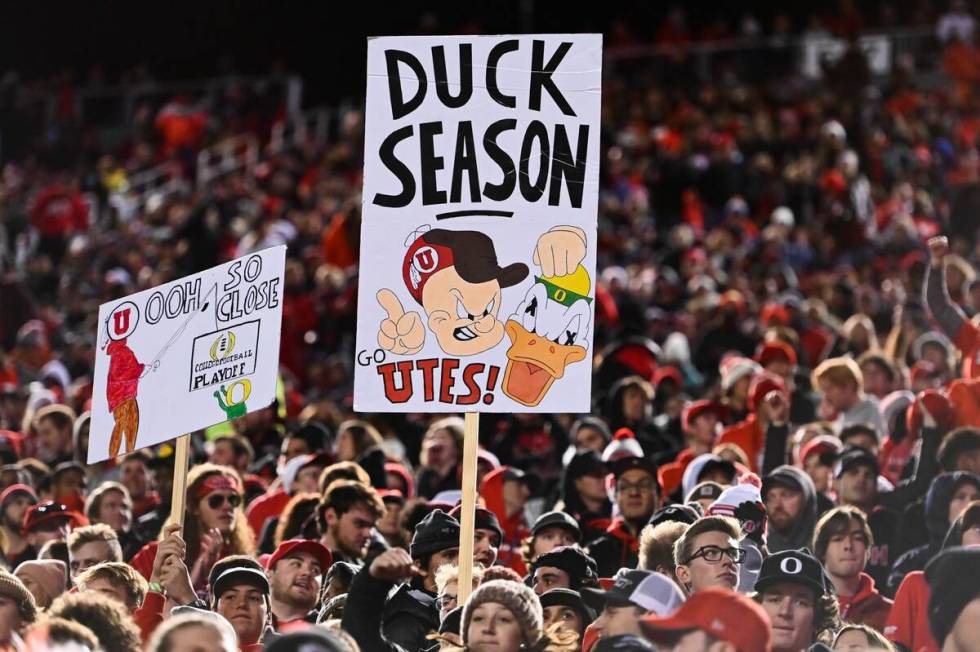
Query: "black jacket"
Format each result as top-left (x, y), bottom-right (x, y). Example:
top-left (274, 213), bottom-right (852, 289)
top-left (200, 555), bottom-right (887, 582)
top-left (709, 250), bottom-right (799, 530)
top-left (587, 518), bottom-right (639, 578)
top-left (382, 578), bottom-right (439, 652)
top-left (341, 568), bottom-right (409, 652)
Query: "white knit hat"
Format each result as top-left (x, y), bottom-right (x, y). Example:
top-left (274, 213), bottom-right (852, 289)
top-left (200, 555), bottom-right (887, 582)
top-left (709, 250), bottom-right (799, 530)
top-left (602, 428), bottom-right (644, 463)
top-left (720, 357), bottom-right (761, 393)
top-left (706, 482), bottom-right (763, 519)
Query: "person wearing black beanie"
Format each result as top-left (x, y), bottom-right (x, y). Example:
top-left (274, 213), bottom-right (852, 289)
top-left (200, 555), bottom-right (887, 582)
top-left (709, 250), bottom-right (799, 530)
top-left (529, 546), bottom-right (599, 595)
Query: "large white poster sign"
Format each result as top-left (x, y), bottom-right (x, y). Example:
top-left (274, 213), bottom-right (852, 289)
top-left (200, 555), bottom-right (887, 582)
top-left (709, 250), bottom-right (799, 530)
top-left (354, 34), bottom-right (602, 412)
top-left (89, 246), bottom-right (286, 462)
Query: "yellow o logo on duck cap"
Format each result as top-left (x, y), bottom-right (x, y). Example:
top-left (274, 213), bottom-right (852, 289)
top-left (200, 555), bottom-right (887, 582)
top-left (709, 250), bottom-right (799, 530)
top-left (540, 264), bottom-right (591, 297)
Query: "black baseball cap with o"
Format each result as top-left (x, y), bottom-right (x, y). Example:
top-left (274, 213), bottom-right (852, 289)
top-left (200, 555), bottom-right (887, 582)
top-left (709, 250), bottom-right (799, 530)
top-left (834, 445), bottom-right (880, 479)
top-left (753, 548), bottom-right (830, 597)
top-left (582, 569), bottom-right (685, 616)
top-left (531, 511), bottom-right (581, 542)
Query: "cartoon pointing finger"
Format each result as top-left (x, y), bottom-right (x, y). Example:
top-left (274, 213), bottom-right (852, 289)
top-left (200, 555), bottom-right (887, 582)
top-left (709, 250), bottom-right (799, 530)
top-left (377, 288), bottom-right (425, 355)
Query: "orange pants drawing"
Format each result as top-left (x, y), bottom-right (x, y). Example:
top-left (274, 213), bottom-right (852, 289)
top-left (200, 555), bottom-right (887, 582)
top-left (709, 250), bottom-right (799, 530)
top-left (109, 398), bottom-right (139, 458)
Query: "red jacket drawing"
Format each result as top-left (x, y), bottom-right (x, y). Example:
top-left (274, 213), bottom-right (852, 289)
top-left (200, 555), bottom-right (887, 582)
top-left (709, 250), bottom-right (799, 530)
top-left (106, 339), bottom-right (144, 412)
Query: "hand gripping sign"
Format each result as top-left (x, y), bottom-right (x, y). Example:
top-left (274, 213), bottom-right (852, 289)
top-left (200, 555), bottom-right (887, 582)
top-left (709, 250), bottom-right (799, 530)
top-left (89, 247), bottom-right (286, 463)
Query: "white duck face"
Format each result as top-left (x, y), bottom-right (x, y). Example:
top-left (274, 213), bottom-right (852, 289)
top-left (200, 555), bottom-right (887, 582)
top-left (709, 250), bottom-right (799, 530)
top-left (510, 282), bottom-right (592, 348)
top-left (502, 281), bottom-right (592, 407)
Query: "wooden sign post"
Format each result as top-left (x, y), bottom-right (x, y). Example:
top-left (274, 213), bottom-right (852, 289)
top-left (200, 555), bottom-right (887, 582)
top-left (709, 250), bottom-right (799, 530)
top-left (170, 434), bottom-right (191, 527)
top-left (456, 412), bottom-right (480, 603)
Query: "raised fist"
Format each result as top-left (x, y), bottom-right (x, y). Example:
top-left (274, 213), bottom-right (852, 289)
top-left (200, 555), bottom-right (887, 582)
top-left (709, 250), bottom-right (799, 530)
top-left (533, 226), bottom-right (587, 277)
top-left (370, 548), bottom-right (421, 583)
top-left (762, 390), bottom-right (789, 425)
top-left (928, 236), bottom-right (948, 266)
top-left (377, 289), bottom-right (425, 355)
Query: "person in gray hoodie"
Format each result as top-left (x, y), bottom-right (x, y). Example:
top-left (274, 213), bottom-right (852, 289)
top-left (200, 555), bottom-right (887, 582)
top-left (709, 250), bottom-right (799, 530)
top-left (763, 465), bottom-right (821, 553)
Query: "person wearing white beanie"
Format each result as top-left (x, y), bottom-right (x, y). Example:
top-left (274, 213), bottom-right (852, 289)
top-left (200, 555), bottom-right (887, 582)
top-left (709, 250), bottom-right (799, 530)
top-left (707, 477), bottom-right (768, 593)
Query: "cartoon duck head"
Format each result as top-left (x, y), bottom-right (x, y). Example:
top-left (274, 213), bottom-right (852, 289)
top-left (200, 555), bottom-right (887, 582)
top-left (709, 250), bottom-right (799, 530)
top-left (502, 265), bottom-right (592, 407)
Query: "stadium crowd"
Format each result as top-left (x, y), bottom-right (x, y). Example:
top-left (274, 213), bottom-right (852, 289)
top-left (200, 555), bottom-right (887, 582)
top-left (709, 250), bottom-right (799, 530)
top-left (3, 3), bottom-right (980, 651)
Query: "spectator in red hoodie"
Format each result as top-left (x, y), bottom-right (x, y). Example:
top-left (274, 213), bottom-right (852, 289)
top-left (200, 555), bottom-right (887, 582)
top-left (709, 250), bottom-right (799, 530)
top-left (659, 400), bottom-right (724, 497)
top-left (813, 506), bottom-right (892, 631)
top-left (29, 177), bottom-right (89, 263)
top-left (719, 371), bottom-right (789, 472)
top-left (479, 466), bottom-right (533, 575)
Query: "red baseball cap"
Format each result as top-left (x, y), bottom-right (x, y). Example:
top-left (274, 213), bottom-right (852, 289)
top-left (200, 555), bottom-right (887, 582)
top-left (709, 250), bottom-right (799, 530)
top-left (0, 483), bottom-right (37, 508)
top-left (21, 501), bottom-right (85, 534)
top-left (265, 539), bottom-right (332, 573)
top-left (640, 587), bottom-right (772, 652)
top-left (799, 435), bottom-right (843, 466)
top-left (754, 340), bottom-right (797, 367)
top-left (681, 400), bottom-right (725, 433)
top-left (748, 372), bottom-right (787, 414)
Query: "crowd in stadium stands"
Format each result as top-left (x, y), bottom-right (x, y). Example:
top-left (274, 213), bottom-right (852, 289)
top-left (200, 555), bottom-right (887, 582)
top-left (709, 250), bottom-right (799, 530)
top-left (3, 3), bottom-right (980, 651)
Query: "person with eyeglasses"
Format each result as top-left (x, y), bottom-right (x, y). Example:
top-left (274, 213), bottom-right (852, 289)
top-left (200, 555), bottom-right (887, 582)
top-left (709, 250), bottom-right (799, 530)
top-left (130, 465), bottom-right (255, 591)
top-left (672, 516), bottom-right (743, 596)
top-left (434, 563), bottom-right (484, 620)
top-left (587, 457), bottom-right (661, 577)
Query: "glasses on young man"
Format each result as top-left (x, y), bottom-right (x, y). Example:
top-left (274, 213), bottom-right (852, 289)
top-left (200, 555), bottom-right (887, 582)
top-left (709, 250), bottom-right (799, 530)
top-left (436, 593), bottom-right (458, 610)
top-left (685, 545), bottom-right (745, 565)
top-left (615, 479), bottom-right (657, 494)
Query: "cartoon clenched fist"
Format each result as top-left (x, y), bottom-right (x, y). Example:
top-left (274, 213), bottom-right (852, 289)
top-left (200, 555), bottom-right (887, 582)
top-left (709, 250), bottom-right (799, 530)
top-left (533, 225), bottom-right (587, 278)
top-left (377, 289), bottom-right (425, 355)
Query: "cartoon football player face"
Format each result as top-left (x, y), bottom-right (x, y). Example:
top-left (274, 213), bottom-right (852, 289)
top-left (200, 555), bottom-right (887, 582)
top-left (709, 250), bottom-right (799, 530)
top-left (422, 267), bottom-right (505, 356)
top-left (379, 228), bottom-right (528, 357)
